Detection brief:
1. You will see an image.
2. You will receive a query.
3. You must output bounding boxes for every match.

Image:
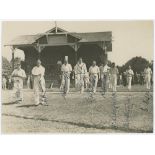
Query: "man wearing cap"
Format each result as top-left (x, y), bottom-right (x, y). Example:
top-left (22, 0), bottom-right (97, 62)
top-left (126, 66), bottom-right (134, 90)
top-left (11, 62), bottom-right (26, 103)
top-left (89, 61), bottom-right (100, 93)
top-left (74, 58), bottom-right (87, 93)
top-left (31, 59), bottom-right (46, 105)
top-left (61, 56), bottom-right (72, 95)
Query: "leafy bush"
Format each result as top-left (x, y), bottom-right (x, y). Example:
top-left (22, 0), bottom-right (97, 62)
top-left (2, 56), bottom-right (12, 76)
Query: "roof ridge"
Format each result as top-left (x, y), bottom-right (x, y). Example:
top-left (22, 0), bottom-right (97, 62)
top-left (45, 26), bottom-right (68, 33)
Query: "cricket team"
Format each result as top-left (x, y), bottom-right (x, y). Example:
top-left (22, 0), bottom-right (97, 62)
top-left (10, 56), bottom-right (152, 105)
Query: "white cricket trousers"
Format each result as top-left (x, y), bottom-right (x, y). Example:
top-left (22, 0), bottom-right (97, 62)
top-left (90, 75), bottom-right (98, 93)
top-left (12, 80), bottom-right (23, 102)
top-left (145, 75), bottom-right (151, 89)
top-left (33, 76), bottom-right (45, 105)
top-left (75, 74), bottom-right (84, 93)
top-left (127, 76), bottom-right (132, 90)
top-left (61, 74), bottom-right (70, 94)
top-left (111, 74), bottom-right (117, 92)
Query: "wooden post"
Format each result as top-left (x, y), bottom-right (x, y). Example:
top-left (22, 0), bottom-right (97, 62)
top-left (38, 45), bottom-right (41, 59)
top-left (11, 47), bottom-right (15, 71)
top-left (34, 43), bottom-right (45, 60)
top-left (70, 44), bottom-right (80, 65)
top-left (74, 44), bottom-right (78, 64)
top-left (75, 51), bottom-right (77, 64)
top-left (104, 45), bottom-right (108, 63)
top-left (103, 41), bottom-right (108, 63)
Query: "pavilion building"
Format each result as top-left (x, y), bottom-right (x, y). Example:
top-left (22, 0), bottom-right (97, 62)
top-left (5, 26), bottom-right (112, 87)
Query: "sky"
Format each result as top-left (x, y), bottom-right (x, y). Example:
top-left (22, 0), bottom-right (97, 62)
top-left (2, 21), bottom-right (154, 65)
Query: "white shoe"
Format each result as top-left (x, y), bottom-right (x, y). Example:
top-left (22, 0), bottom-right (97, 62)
top-left (42, 102), bottom-right (48, 106)
top-left (35, 102), bottom-right (40, 106)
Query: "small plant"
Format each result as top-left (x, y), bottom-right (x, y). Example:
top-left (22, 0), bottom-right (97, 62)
top-left (111, 92), bottom-right (117, 128)
top-left (124, 94), bottom-right (133, 129)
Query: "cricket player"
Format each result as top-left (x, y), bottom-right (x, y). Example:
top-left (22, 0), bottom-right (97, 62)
top-left (108, 72), bottom-right (112, 89)
top-left (84, 72), bottom-right (90, 90)
top-left (31, 59), bottom-right (46, 105)
top-left (74, 58), bottom-right (87, 93)
top-left (89, 61), bottom-right (100, 93)
top-left (99, 62), bottom-right (110, 95)
top-left (109, 63), bottom-right (119, 92)
top-left (126, 66), bottom-right (134, 90)
top-left (11, 62), bottom-right (26, 103)
top-left (61, 56), bottom-right (72, 95)
top-left (2, 76), bottom-right (7, 90)
top-left (144, 65), bottom-right (152, 90)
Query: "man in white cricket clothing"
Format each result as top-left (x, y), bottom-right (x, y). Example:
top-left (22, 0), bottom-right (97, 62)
top-left (61, 56), bottom-right (72, 95)
top-left (74, 58), bottom-right (87, 93)
top-left (144, 65), bottom-right (152, 90)
top-left (11, 62), bottom-right (26, 103)
top-left (89, 61), bottom-right (100, 93)
top-left (109, 63), bottom-right (119, 92)
top-left (126, 66), bottom-right (134, 90)
top-left (2, 76), bottom-right (7, 90)
top-left (31, 59), bottom-right (46, 105)
top-left (99, 61), bottom-right (110, 95)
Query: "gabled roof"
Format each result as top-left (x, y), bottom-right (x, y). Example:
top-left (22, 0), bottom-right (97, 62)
top-left (71, 32), bottom-right (112, 42)
top-left (6, 35), bottom-right (43, 46)
top-left (5, 27), bottom-right (112, 46)
top-left (45, 27), bottom-right (82, 40)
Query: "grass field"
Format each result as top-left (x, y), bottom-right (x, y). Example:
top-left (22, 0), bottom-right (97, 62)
top-left (1, 85), bottom-right (153, 133)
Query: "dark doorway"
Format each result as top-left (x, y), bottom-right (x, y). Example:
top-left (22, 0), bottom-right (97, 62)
top-left (77, 44), bottom-right (106, 69)
top-left (40, 45), bottom-right (75, 87)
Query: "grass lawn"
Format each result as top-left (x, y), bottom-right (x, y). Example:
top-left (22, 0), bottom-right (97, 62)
top-left (1, 85), bottom-right (153, 133)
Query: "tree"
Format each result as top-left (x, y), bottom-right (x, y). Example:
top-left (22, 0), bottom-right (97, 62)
top-left (121, 56), bottom-right (149, 73)
top-left (149, 60), bottom-right (153, 71)
top-left (10, 57), bottom-right (25, 69)
top-left (2, 56), bottom-right (12, 76)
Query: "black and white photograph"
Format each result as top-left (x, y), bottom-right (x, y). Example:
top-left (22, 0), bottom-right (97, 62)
top-left (1, 21), bottom-right (154, 133)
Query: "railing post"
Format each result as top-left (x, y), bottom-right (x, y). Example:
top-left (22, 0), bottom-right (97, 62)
top-left (11, 46), bottom-right (15, 71)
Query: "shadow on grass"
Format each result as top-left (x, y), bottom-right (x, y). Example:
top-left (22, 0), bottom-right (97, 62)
top-left (2, 113), bottom-right (153, 133)
top-left (16, 104), bottom-right (38, 108)
top-left (2, 102), bottom-right (17, 105)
